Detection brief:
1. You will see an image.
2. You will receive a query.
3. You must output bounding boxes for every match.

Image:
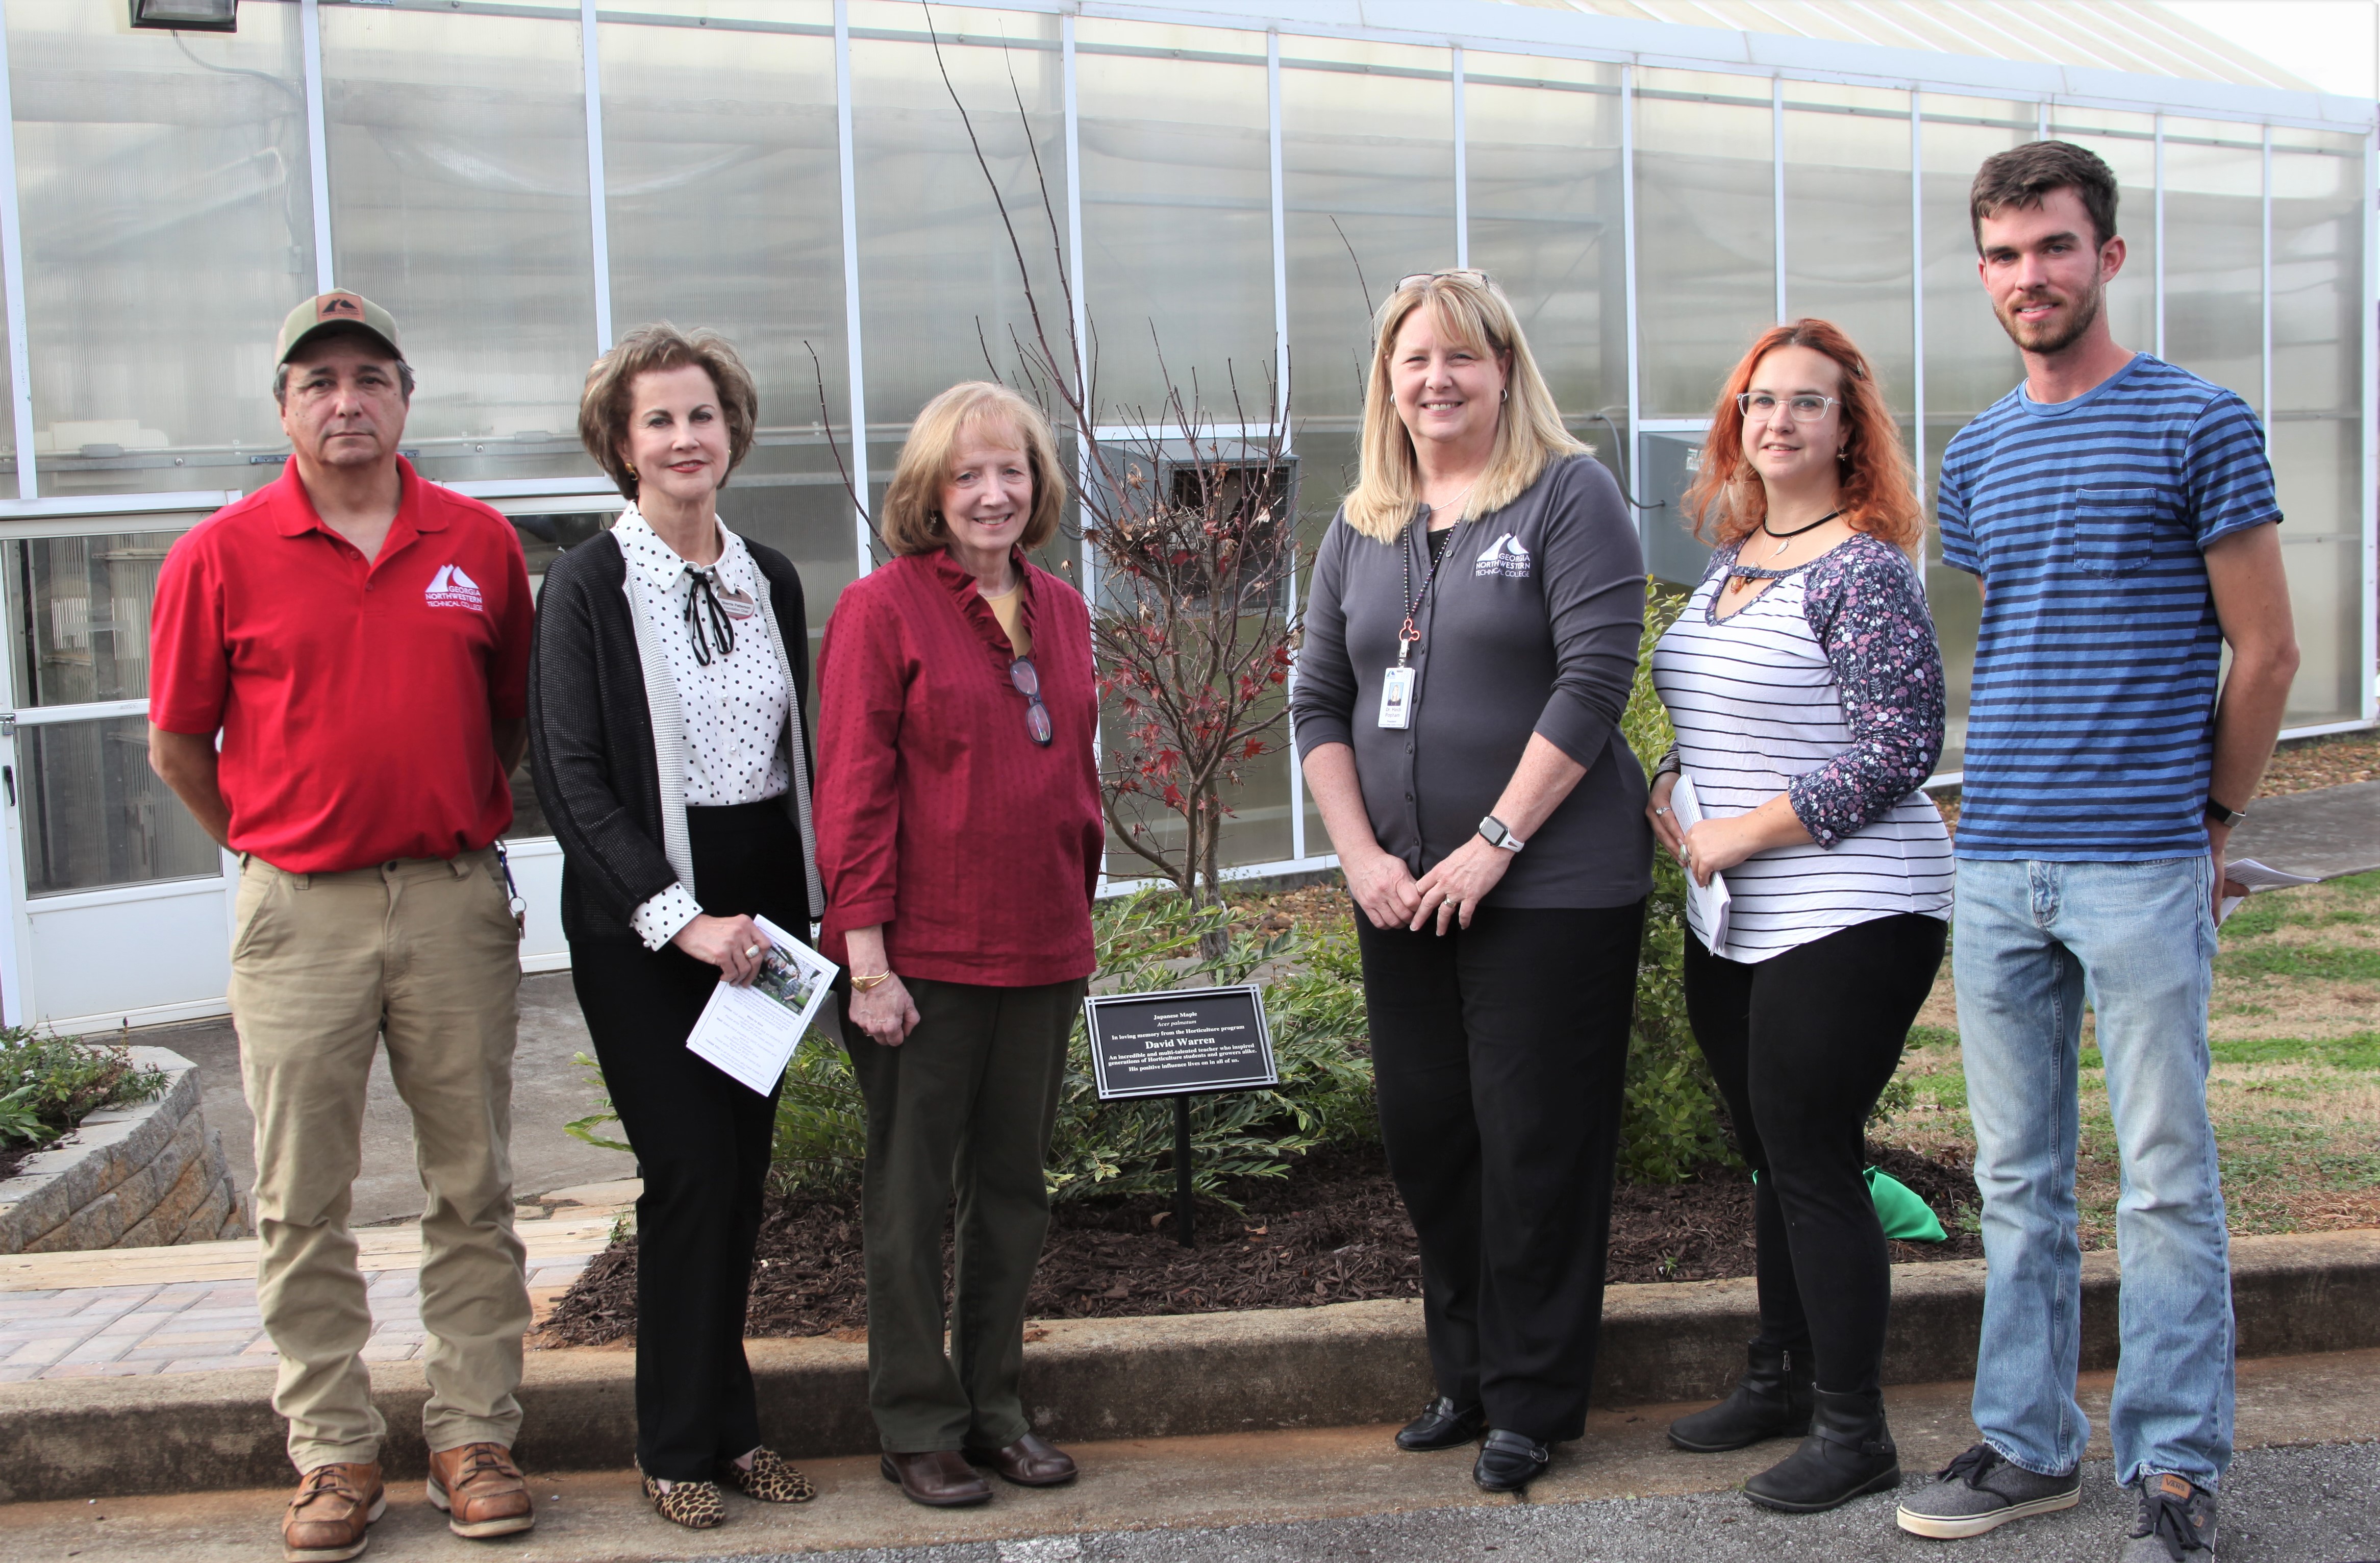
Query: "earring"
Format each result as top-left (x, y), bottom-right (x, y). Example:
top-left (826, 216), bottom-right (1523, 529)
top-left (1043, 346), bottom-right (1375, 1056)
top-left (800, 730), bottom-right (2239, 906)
top-left (625, 462), bottom-right (637, 478)
top-left (1500, 388), bottom-right (1510, 404)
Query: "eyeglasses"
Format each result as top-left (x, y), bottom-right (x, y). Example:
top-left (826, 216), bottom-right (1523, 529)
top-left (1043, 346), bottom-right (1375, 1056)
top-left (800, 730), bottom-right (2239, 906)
top-left (1010, 657), bottom-right (1053, 746)
top-left (1737, 392), bottom-right (1840, 422)
top-left (1394, 268), bottom-right (1498, 293)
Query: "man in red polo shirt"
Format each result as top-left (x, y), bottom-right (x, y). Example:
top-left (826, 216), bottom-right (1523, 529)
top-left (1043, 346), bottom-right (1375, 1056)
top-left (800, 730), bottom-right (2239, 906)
top-left (148, 293), bottom-right (538, 1561)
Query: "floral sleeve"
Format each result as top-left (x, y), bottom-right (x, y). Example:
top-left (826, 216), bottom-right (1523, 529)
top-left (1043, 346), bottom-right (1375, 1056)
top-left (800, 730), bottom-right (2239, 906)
top-left (1788, 538), bottom-right (1946, 847)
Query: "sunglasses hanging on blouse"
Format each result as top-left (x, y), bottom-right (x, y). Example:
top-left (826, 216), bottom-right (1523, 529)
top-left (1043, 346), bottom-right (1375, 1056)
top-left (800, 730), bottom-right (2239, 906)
top-left (1010, 657), bottom-right (1053, 746)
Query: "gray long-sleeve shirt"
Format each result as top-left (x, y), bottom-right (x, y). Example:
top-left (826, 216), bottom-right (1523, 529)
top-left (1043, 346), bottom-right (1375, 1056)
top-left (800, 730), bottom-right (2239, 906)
top-left (1292, 454), bottom-right (1654, 910)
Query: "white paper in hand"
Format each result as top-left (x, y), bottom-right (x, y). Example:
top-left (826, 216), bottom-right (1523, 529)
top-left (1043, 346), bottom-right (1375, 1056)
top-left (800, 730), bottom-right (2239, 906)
top-left (1671, 773), bottom-right (1734, 959)
top-left (2218, 858), bottom-right (2318, 926)
top-left (684, 915), bottom-right (841, 1094)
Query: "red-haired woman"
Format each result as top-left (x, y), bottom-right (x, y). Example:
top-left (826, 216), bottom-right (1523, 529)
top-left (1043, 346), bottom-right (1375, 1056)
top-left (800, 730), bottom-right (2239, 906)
top-left (1646, 320), bottom-right (1951, 1513)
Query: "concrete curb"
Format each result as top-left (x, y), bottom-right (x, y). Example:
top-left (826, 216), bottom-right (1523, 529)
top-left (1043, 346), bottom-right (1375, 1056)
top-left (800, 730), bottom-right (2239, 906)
top-left (3, 1229), bottom-right (2374, 1504)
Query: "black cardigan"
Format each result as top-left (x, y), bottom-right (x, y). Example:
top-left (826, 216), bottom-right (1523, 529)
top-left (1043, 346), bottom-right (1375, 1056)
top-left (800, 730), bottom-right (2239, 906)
top-left (527, 529), bottom-right (817, 946)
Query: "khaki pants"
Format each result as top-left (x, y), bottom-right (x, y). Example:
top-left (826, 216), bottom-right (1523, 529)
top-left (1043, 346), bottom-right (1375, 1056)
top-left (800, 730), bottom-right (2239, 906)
top-left (229, 850), bottom-right (530, 1472)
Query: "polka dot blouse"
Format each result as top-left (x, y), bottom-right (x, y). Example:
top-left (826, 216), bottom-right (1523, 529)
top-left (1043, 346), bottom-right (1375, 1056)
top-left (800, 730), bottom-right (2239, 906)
top-left (615, 508), bottom-right (793, 947)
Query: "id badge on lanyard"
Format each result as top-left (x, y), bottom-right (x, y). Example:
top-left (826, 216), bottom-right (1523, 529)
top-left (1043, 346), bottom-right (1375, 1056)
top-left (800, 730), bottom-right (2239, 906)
top-left (1377, 664), bottom-right (1415, 729)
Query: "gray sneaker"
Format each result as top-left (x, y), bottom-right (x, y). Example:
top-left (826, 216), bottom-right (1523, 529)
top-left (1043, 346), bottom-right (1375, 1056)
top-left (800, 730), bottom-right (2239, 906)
top-left (1896, 1443), bottom-right (2083, 1539)
top-left (2122, 1473), bottom-right (2217, 1561)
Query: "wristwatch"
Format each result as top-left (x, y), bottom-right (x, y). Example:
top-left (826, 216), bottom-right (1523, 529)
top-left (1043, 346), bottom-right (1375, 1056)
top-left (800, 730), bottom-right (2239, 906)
top-left (1477, 814), bottom-right (1525, 853)
top-left (2204, 798), bottom-right (2246, 827)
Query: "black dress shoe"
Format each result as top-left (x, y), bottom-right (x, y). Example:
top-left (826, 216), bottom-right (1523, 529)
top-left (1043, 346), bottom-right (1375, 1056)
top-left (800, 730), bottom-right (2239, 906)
top-left (1395, 1396), bottom-right (1487, 1452)
top-left (1472, 1429), bottom-right (1551, 1493)
top-left (963, 1432), bottom-right (1078, 1487)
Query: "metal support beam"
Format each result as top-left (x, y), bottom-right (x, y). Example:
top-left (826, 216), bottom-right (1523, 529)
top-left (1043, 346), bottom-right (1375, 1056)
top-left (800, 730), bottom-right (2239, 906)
top-left (580, 0), bottom-right (613, 354)
top-left (1910, 93), bottom-right (1926, 523)
top-left (2153, 113), bottom-right (2166, 362)
top-left (834, 1), bottom-right (873, 574)
top-left (301, 0), bottom-right (335, 295)
top-left (0, 11), bottom-right (34, 502)
top-left (1621, 65), bottom-right (1641, 544)
top-left (2261, 122), bottom-right (2273, 435)
top-left (1451, 44), bottom-right (1468, 269)
top-left (1269, 30), bottom-right (1305, 864)
top-left (1773, 75), bottom-right (1787, 322)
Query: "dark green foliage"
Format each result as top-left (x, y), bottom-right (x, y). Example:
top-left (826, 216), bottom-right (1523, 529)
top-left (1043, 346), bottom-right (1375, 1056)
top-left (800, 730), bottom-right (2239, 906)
top-left (0, 1028), bottom-right (167, 1150)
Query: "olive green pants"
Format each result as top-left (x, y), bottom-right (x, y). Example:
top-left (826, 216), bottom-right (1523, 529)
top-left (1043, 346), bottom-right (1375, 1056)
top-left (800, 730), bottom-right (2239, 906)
top-left (846, 976), bottom-right (1082, 1453)
top-left (229, 850), bottom-right (530, 1473)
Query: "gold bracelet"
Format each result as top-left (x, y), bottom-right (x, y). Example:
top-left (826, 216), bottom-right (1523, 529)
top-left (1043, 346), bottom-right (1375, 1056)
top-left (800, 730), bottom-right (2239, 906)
top-left (850, 971), bottom-right (894, 993)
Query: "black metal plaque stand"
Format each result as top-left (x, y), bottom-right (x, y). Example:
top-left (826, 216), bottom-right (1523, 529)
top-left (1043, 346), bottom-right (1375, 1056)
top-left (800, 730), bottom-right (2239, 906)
top-left (1171, 1094), bottom-right (1195, 1247)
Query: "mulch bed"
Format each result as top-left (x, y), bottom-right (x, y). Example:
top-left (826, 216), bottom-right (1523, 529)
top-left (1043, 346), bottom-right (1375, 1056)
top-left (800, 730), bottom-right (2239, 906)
top-left (537, 1144), bottom-right (1980, 1348)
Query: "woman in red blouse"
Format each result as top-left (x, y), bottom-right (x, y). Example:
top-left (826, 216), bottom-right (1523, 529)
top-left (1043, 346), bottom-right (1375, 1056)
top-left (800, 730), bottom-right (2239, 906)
top-left (814, 381), bottom-right (1104, 1509)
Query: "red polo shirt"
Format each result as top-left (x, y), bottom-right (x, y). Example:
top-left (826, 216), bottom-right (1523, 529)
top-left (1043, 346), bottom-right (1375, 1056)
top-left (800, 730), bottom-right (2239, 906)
top-left (148, 459), bottom-right (532, 874)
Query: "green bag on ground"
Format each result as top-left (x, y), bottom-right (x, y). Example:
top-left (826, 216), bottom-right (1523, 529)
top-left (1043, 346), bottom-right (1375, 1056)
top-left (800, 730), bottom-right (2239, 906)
top-left (1865, 1167), bottom-right (1947, 1242)
top-left (1749, 1167), bottom-right (1948, 1243)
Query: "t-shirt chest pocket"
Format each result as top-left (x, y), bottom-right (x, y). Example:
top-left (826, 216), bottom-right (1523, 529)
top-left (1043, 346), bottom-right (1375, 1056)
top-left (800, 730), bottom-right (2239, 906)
top-left (2071, 486), bottom-right (2169, 577)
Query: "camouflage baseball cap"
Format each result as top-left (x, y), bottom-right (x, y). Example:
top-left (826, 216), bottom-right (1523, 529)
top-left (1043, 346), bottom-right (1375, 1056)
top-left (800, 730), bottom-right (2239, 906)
top-left (275, 291), bottom-right (404, 365)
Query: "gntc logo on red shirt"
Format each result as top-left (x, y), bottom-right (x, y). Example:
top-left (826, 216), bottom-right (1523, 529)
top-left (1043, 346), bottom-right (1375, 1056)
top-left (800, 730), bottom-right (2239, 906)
top-left (424, 563), bottom-right (484, 611)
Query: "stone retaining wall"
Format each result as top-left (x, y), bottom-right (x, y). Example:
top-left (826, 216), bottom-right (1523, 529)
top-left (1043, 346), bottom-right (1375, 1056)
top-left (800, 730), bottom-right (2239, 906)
top-left (0, 1047), bottom-right (249, 1254)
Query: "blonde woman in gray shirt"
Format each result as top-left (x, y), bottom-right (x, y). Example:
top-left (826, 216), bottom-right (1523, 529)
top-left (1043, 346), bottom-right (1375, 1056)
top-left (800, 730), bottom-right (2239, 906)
top-left (1290, 271), bottom-right (1651, 1496)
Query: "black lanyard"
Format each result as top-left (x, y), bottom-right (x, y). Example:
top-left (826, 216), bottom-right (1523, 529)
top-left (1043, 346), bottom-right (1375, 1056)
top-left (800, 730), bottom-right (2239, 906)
top-left (1397, 511), bottom-right (1464, 667)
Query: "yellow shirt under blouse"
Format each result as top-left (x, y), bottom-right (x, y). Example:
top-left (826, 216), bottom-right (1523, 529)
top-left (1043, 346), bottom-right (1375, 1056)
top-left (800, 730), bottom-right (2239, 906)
top-left (982, 585), bottom-right (1033, 658)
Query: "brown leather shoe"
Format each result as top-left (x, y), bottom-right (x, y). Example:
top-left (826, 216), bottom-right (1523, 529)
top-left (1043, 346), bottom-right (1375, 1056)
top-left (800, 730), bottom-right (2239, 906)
top-left (965, 1432), bottom-right (1079, 1487)
top-left (425, 1442), bottom-right (537, 1539)
top-left (879, 1449), bottom-right (993, 1507)
top-left (283, 1462), bottom-right (385, 1563)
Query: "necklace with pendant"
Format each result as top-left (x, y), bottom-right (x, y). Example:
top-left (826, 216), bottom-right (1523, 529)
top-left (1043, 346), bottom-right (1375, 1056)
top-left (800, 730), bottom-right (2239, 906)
top-left (1730, 508), bottom-right (1844, 596)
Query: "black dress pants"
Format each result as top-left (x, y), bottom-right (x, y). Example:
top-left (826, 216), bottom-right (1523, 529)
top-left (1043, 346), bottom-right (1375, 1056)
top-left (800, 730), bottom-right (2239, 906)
top-left (571, 801), bottom-right (809, 1480)
top-left (1682, 912), bottom-right (1947, 1397)
top-left (1356, 900), bottom-right (1645, 1444)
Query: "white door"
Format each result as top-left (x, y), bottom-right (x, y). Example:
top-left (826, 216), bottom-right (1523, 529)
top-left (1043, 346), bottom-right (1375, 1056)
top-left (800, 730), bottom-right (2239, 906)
top-left (0, 511), bottom-right (236, 1032)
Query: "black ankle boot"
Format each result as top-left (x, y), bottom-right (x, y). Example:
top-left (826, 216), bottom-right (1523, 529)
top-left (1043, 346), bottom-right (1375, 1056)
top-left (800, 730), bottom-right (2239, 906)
top-left (1667, 1341), bottom-right (1814, 1452)
top-left (1742, 1385), bottom-right (1901, 1513)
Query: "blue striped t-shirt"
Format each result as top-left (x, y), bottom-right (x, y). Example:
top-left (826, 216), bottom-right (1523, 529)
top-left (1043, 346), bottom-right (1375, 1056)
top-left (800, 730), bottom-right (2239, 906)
top-left (1937, 353), bottom-right (2280, 861)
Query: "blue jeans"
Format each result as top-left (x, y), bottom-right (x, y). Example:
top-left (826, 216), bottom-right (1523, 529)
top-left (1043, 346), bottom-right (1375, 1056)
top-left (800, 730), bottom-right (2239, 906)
top-left (1953, 856), bottom-right (2232, 1491)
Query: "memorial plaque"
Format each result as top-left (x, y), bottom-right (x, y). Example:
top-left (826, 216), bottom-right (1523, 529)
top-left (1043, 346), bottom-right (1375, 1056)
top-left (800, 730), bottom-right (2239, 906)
top-left (1083, 985), bottom-right (1276, 1101)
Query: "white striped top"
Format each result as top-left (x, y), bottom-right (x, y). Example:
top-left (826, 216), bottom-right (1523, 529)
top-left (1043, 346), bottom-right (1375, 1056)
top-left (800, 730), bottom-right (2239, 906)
top-left (1650, 536), bottom-right (1953, 964)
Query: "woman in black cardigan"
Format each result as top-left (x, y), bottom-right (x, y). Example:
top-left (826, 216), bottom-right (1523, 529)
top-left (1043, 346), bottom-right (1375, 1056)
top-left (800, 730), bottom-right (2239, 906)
top-left (528, 325), bottom-right (823, 1530)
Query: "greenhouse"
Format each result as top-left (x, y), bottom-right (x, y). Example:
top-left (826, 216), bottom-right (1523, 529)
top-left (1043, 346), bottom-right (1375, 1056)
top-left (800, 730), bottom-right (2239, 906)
top-left (0, 0), bottom-right (2369, 1028)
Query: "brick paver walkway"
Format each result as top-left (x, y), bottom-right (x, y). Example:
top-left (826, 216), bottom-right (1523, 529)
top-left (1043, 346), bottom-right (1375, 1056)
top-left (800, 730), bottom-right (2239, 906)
top-left (0, 1213), bottom-right (611, 1382)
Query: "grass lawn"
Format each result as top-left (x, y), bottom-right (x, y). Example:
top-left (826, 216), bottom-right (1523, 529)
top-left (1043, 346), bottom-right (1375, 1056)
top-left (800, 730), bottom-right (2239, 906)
top-left (1885, 869), bottom-right (2380, 1245)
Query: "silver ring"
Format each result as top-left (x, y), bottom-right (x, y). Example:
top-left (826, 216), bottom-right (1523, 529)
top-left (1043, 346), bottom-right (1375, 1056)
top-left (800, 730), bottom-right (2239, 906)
top-left (1654, 806), bottom-right (1671, 816)
top-left (743, 945), bottom-right (760, 958)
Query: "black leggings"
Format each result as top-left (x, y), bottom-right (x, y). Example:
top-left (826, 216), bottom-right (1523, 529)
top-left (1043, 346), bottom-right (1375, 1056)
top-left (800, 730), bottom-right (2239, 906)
top-left (571, 801), bottom-right (810, 1480)
top-left (1682, 912), bottom-right (1946, 1397)
top-left (1356, 900), bottom-right (1645, 1444)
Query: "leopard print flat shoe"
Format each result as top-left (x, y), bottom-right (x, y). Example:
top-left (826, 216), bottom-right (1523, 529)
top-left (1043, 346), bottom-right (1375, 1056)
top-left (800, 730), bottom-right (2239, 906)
top-left (722, 1447), bottom-right (817, 1504)
top-left (642, 1476), bottom-right (725, 1529)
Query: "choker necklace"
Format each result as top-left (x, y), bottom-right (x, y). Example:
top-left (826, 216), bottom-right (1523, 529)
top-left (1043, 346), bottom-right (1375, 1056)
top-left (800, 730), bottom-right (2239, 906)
top-left (1758, 508), bottom-right (1841, 560)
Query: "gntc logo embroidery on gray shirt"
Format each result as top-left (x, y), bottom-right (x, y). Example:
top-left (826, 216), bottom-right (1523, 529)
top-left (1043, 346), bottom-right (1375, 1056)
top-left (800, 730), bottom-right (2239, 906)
top-left (1474, 532), bottom-right (1531, 579)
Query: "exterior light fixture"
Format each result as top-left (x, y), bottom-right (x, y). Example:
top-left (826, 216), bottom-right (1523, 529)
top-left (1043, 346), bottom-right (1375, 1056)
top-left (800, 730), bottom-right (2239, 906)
top-left (129, 0), bottom-right (238, 32)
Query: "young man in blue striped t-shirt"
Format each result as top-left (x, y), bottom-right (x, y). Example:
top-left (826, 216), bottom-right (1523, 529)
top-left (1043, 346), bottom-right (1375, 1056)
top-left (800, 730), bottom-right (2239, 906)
top-left (1894, 142), bottom-right (2299, 1562)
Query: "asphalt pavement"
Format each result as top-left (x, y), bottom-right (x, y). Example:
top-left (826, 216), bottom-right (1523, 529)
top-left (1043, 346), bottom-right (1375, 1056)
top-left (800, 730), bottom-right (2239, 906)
top-left (718, 1443), bottom-right (2379, 1563)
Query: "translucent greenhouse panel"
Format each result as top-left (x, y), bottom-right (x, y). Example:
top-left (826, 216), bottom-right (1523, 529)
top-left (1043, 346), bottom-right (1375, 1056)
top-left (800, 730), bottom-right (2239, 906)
top-left (846, 6), bottom-right (1066, 449)
top-left (595, 6), bottom-right (853, 634)
top-left (1281, 37), bottom-right (1457, 427)
top-left (4, 0), bottom-right (313, 500)
top-left (1633, 69), bottom-right (1775, 419)
top-left (1783, 84), bottom-right (1914, 418)
top-left (1917, 95), bottom-right (2037, 773)
top-left (2161, 118), bottom-right (2264, 405)
top-left (1462, 52), bottom-right (1625, 434)
top-left (321, 4), bottom-right (599, 489)
top-left (2045, 106), bottom-right (2158, 363)
top-left (2268, 130), bottom-right (2367, 727)
top-left (1074, 18), bottom-right (1274, 423)
top-left (1918, 96), bottom-right (2031, 446)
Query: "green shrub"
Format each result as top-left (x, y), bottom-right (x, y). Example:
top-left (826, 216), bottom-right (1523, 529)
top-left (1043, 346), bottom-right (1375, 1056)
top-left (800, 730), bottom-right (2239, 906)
top-left (566, 893), bottom-right (1379, 1210)
top-left (0, 1028), bottom-right (167, 1151)
top-left (1615, 582), bottom-right (1739, 1182)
